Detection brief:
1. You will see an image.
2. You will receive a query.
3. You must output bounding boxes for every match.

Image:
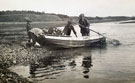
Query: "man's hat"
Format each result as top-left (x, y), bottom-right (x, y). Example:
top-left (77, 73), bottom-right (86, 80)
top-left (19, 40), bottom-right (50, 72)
top-left (68, 21), bottom-right (72, 24)
top-left (24, 17), bottom-right (32, 22)
top-left (79, 14), bottom-right (84, 18)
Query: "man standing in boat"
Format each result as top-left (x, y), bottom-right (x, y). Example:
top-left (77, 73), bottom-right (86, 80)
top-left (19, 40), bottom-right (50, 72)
top-left (79, 14), bottom-right (90, 36)
top-left (63, 21), bottom-right (77, 37)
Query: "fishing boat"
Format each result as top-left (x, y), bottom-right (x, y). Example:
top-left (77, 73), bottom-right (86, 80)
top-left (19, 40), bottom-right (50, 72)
top-left (37, 35), bottom-right (106, 48)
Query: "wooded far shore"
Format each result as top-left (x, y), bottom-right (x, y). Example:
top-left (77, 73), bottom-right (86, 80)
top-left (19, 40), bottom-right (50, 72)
top-left (0, 10), bottom-right (135, 23)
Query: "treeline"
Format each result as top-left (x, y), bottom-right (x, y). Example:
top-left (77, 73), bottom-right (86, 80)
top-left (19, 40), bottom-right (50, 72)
top-left (0, 10), bottom-right (69, 18)
top-left (0, 10), bottom-right (45, 15)
top-left (86, 16), bottom-right (135, 23)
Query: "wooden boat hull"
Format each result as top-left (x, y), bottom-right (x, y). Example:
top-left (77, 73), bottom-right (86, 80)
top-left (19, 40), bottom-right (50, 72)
top-left (37, 35), bottom-right (106, 48)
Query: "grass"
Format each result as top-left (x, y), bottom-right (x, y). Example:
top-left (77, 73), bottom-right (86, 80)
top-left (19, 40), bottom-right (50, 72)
top-left (0, 21), bottom-right (67, 42)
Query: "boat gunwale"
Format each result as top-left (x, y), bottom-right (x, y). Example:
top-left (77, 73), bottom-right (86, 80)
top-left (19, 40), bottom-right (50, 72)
top-left (44, 35), bottom-right (104, 41)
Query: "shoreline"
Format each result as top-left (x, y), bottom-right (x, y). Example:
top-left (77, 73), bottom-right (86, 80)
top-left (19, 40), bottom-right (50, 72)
top-left (0, 68), bottom-right (33, 83)
top-left (0, 41), bottom-right (50, 83)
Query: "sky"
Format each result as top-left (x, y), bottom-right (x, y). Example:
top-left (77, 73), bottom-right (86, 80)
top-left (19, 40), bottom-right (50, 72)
top-left (0, 0), bottom-right (135, 17)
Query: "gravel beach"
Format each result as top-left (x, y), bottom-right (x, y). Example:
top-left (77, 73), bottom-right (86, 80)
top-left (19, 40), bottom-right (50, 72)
top-left (0, 41), bottom-right (51, 83)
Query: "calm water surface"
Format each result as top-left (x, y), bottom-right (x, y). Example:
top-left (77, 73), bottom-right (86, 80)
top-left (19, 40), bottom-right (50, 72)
top-left (10, 22), bottom-right (135, 83)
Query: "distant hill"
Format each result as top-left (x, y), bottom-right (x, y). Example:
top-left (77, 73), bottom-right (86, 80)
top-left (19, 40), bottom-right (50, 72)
top-left (0, 14), bottom-right (63, 22)
top-left (86, 16), bottom-right (135, 23)
top-left (0, 10), bottom-right (70, 22)
top-left (0, 10), bottom-right (135, 22)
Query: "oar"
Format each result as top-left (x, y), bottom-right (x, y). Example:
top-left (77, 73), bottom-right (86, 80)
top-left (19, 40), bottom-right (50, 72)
top-left (78, 24), bottom-right (121, 45)
top-left (90, 28), bottom-right (120, 45)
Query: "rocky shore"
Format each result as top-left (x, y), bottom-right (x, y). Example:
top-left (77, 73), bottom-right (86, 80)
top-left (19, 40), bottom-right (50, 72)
top-left (0, 41), bottom-right (51, 83)
top-left (0, 68), bottom-right (32, 83)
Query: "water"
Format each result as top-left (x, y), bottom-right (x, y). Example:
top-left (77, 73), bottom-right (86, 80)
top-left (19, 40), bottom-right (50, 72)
top-left (9, 22), bottom-right (135, 83)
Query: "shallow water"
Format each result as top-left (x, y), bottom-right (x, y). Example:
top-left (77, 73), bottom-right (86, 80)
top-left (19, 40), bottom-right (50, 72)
top-left (9, 22), bottom-right (135, 83)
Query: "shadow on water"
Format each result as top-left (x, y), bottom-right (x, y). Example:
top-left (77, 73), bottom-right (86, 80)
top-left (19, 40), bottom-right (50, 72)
top-left (29, 46), bottom-right (107, 81)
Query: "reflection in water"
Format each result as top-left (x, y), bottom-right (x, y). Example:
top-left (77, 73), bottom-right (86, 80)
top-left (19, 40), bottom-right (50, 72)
top-left (82, 55), bottom-right (92, 79)
top-left (29, 55), bottom-right (66, 80)
top-left (29, 48), bottom-right (95, 81)
top-left (30, 59), bottom-right (36, 77)
top-left (69, 60), bottom-right (76, 67)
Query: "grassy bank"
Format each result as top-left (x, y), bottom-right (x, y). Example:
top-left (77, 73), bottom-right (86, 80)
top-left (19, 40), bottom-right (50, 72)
top-left (0, 21), bottom-right (67, 42)
top-left (0, 11), bottom-right (70, 22)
